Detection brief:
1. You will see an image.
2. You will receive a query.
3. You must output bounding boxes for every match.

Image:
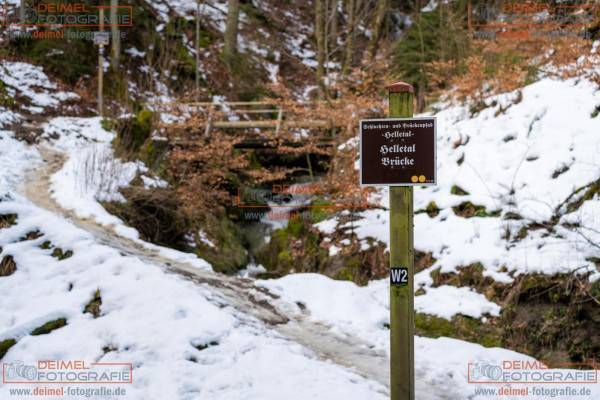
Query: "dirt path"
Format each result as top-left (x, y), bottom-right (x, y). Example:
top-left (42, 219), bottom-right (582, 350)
top-left (20, 146), bottom-right (391, 391)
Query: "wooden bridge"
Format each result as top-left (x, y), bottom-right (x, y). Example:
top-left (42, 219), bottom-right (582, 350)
top-left (155, 101), bottom-right (338, 138)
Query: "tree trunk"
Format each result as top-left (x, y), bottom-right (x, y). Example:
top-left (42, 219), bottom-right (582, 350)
top-left (329, 0), bottom-right (339, 57)
top-left (367, 0), bottom-right (388, 61)
top-left (315, 0), bottom-right (327, 98)
top-left (196, 0), bottom-right (201, 97)
top-left (110, 0), bottom-right (121, 69)
top-left (342, 0), bottom-right (356, 77)
top-left (20, 0), bottom-right (25, 32)
top-left (223, 0), bottom-right (240, 68)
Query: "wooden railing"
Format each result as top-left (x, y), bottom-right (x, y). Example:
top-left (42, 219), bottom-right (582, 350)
top-left (153, 101), bottom-right (335, 136)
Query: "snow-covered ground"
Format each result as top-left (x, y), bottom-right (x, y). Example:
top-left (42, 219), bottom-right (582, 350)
top-left (39, 115), bottom-right (211, 271)
top-left (318, 74), bottom-right (600, 323)
top-left (0, 90), bottom-right (388, 400)
top-left (259, 273), bottom-right (600, 400)
top-left (0, 197), bottom-right (387, 399)
top-left (2, 51), bottom-right (598, 399)
top-left (0, 61), bottom-right (78, 121)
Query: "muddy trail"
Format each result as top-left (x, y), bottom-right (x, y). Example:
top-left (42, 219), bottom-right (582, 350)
top-left (19, 146), bottom-right (394, 392)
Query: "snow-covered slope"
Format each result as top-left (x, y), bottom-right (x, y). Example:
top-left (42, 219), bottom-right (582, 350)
top-left (318, 74), bottom-right (600, 323)
top-left (259, 273), bottom-right (600, 400)
top-left (0, 108), bottom-right (388, 400)
top-left (0, 61), bottom-right (79, 127)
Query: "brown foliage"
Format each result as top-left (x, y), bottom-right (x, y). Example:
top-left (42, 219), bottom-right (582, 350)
top-left (427, 37), bottom-right (599, 104)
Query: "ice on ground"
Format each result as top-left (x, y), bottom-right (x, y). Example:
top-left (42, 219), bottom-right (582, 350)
top-left (0, 125), bottom-right (386, 398)
top-left (0, 197), bottom-right (386, 400)
top-left (258, 273), bottom-right (599, 400)
top-left (259, 274), bottom-right (500, 351)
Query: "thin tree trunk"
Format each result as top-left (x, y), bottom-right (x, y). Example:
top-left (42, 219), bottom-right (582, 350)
top-left (329, 0), bottom-right (338, 57)
top-left (196, 0), bottom-right (201, 98)
top-left (223, 0), bottom-right (240, 68)
top-left (110, 0), bottom-right (121, 69)
top-left (315, 0), bottom-right (327, 98)
top-left (367, 0), bottom-right (388, 61)
top-left (20, 0), bottom-right (25, 32)
top-left (342, 0), bottom-right (356, 77)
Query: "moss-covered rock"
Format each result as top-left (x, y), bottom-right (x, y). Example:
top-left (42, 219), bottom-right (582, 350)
top-left (192, 214), bottom-right (249, 274)
top-left (51, 248), bottom-right (73, 261)
top-left (0, 80), bottom-right (15, 108)
top-left (19, 230), bottom-right (43, 241)
top-left (83, 289), bottom-right (102, 318)
top-left (193, 340), bottom-right (219, 351)
top-left (0, 338), bottom-right (17, 360)
top-left (141, 138), bottom-right (170, 173)
top-left (416, 313), bottom-right (502, 348)
top-left (31, 318), bottom-right (67, 336)
top-left (450, 185), bottom-right (469, 196)
top-left (452, 201), bottom-right (500, 218)
top-left (0, 255), bottom-right (17, 277)
top-left (0, 213), bottom-right (17, 229)
top-left (416, 201), bottom-right (440, 217)
top-left (255, 215), bottom-right (328, 277)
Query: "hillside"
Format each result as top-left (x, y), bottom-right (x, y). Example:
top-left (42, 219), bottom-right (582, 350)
top-left (0, 1), bottom-right (599, 399)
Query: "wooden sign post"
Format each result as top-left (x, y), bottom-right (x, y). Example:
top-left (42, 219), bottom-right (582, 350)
top-left (388, 82), bottom-right (415, 400)
top-left (95, 8), bottom-right (106, 116)
top-left (359, 81), bottom-right (436, 400)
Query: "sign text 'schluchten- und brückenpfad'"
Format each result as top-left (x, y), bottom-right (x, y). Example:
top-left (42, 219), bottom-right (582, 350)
top-left (360, 117), bottom-right (436, 186)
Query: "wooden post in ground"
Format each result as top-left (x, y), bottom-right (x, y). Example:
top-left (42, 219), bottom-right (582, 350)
top-left (98, 8), bottom-right (105, 116)
top-left (195, 0), bottom-right (201, 99)
top-left (388, 81), bottom-right (415, 400)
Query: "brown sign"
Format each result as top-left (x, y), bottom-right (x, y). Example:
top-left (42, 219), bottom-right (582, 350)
top-left (360, 117), bottom-right (436, 186)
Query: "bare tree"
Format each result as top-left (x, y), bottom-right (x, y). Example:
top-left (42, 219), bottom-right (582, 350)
top-left (367, 0), bottom-right (388, 61)
top-left (329, 0), bottom-right (339, 57)
top-left (342, 0), bottom-right (358, 77)
top-left (315, 0), bottom-right (328, 98)
top-left (223, 0), bottom-right (240, 68)
top-left (20, 0), bottom-right (26, 32)
top-left (110, 0), bottom-right (121, 69)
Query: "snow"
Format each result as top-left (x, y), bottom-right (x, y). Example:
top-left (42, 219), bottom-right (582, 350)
top-left (259, 273), bottom-right (599, 400)
top-left (259, 274), bottom-right (500, 351)
top-left (0, 44), bottom-right (597, 400)
top-left (0, 112), bottom-right (387, 400)
top-left (0, 61), bottom-right (78, 113)
top-left (198, 229), bottom-right (216, 248)
top-left (0, 130), bottom-right (41, 192)
top-left (317, 76), bottom-right (600, 290)
top-left (415, 285), bottom-right (501, 320)
top-left (141, 175), bottom-right (168, 189)
top-left (125, 47), bottom-right (146, 58)
top-left (0, 198), bottom-right (386, 400)
top-left (41, 116), bottom-right (211, 271)
top-left (145, 0), bottom-right (229, 32)
top-left (44, 117), bottom-right (140, 234)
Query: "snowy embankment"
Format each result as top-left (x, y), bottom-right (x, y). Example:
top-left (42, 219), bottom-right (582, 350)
top-left (312, 74), bottom-right (600, 322)
top-left (258, 273), bottom-right (600, 400)
top-left (0, 60), bottom-right (79, 127)
top-left (2, 51), bottom-right (597, 398)
top-left (0, 91), bottom-right (388, 399)
top-left (40, 116), bottom-right (211, 271)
